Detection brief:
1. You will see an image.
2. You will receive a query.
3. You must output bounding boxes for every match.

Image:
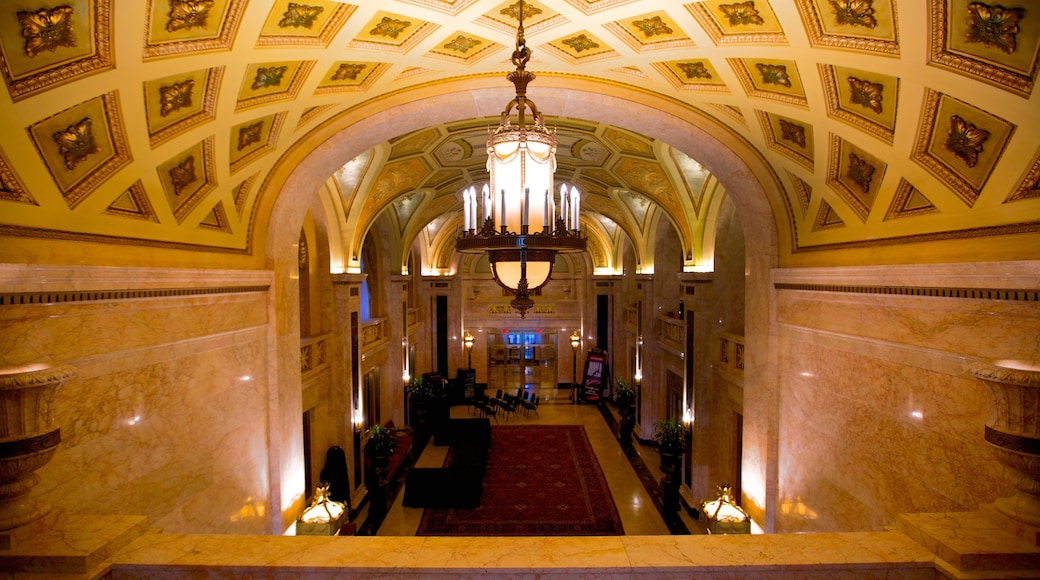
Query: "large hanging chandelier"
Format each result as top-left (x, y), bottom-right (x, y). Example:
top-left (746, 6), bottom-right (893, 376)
top-left (455, 0), bottom-right (585, 318)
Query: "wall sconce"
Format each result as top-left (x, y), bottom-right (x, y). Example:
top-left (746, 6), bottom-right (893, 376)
top-left (700, 485), bottom-right (750, 534)
top-left (463, 331), bottom-right (475, 368)
top-left (682, 407), bottom-right (693, 430)
top-left (352, 409), bottom-right (364, 433)
top-left (296, 484), bottom-right (346, 536)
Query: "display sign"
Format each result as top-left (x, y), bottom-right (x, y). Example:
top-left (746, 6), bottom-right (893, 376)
top-left (581, 349), bottom-right (609, 402)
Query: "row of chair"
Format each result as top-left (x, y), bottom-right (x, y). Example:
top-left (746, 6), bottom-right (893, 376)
top-left (471, 388), bottom-right (540, 422)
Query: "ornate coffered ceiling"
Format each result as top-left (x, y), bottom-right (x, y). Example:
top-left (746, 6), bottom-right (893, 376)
top-left (0, 0), bottom-right (1036, 266)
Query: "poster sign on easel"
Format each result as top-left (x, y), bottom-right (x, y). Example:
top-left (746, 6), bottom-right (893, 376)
top-left (580, 348), bottom-right (610, 403)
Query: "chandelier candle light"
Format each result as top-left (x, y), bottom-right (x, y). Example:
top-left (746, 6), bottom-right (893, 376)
top-left (456, 0), bottom-right (585, 318)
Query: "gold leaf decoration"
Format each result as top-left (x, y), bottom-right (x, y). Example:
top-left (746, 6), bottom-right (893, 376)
top-left (370, 16), bottom-right (410, 39)
top-left (52, 118), bottom-right (98, 171)
top-left (331, 63), bottom-right (366, 81)
top-left (159, 79), bottom-right (195, 117)
top-left (170, 156), bottom-right (197, 195)
top-left (755, 63), bottom-right (791, 87)
top-left (252, 66), bottom-right (288, 90)
top-left (632, 16), bottom-right (673, 38)
top-left (846, 151), bottom-right (875, 193)
top-left (720, 2), bottom-right (765, 26)
top-left (279, 3), bottom-right (324, 29)
top-left (237, 121), bottom-right (263, 151)
top-left (563, 34), bottom-right (600, 53)
top-left (964, 2), bottom-right (1024, 55)
top-left (17, 5), bottom-right (76, 58)
top-left (500, 2), bottom-right (542, 21)
top-left (828, 0), bottom-right (878, 29)
top-left (779, 119), bottom-right (806, 148)
top-left (166, 0), bottom-right (217, 33)
top-left (847, 76), bottom-right (883, 114)
top-left (945, 115), bottom-right (990, 168)
top-left (678, 62), bottom-right (712, 79)
top-left (443, 35), bottom-right (481, 54)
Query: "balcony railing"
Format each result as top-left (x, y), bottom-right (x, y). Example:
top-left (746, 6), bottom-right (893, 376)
top-left (717, 332), bottom-right (745, 381)
top-left (300, 334), bottom-right (329, 376)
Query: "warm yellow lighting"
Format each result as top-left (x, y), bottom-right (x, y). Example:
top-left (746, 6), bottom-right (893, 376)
top-left (463, 331), bottom-right (475, 350)
top-left (299, 486), bottom-right (345, 524)
top-left (492, 259), bottom-right (551, 290)
top-left (701, 486), bottom-right (750, 534)
top-left (570, 330), bottom-right (581, 350)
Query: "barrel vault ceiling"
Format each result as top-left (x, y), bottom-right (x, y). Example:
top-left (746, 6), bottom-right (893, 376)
top-left (0, 0), bottom-right (1037, 267)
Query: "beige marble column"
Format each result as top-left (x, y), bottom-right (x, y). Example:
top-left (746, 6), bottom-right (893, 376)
top-left (970, 359), bottom-right (1040, 543)
top-left (0, 363), bottom-right (76, 531)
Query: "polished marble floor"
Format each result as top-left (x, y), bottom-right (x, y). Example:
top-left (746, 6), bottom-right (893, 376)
top-left (374, 396), bottom-right (701, 536)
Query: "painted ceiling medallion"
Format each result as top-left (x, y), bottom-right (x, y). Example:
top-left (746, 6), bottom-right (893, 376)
top-left (169, 156), bottom-right (198, 195)
top-left (52, 118), bottom-right (98, 170)
top-left (159, 79), bottom-right (195, 116)
top-left (779, 119), bottom-right (806, 148)
top-left (331, 63), bottom-right (366, 81)
top-left (846, 151), bottom-right (875, 193)
top-left (632, 15), bottom-right (672, 37)
top-left (756, 63), bottom-right (791, 87)
top-left (252, 66), bottom-right (287, 89)
top-left (963, 2), bottom-right (1023, 55)
top-left (443, 35), bottom-right (480, 53)
top-left (279, 3), bottom-right (324, 28)
top-left (501, 1), bottom-right (542, 21)
top-left (944, 115), bottom-right (989, 168)
top-left (237, 121), bottom-right (264, 151)
top-left (829, 0), bottom-right (878, 28)
top-left (720, 2), bottom-right (765, 26)
top-left (18, 6), bottom-right (76, 57)
top-left (371, 16), bottom-right (411, 39)
top-left (848, 76), bottom-right (883, 113)
top-left (564, 34), bottom-right (600, 53)
top-left (166, 0), bottom-right (217, 32)
top-left (678, 62), bottom-right (712, 79)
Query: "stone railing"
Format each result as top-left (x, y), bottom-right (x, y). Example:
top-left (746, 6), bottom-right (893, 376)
top-left (657, 314), bottom-right (685, 350)
top-left (716, 332), bottom-right (745, 380)
top-left (360, 318), bottom-right (388, 351)
top-left (300, 334), bottom-right (329, 376)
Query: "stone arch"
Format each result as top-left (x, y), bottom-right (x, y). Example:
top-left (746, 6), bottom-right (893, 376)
top-left (262, 76), bottom-right (781, 530)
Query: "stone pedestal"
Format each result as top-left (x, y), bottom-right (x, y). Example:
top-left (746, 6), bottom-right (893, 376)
top-left (970, 359), bottom-right (1040, 544)
top-left (0, 364), bottom-right (75, 532)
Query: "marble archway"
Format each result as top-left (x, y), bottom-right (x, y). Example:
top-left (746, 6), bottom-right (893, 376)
top-left (262, 77), bottom-right (783, 531)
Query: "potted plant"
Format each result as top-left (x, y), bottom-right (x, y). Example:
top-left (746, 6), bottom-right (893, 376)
top-left (364, 424), bottom-right (397, 459)
top-left (652, 418), bottom-right (687, 455)
top-left (613, 380), bottom-right (637, 448)
top-left (652, 418), bottom-right (687, 512)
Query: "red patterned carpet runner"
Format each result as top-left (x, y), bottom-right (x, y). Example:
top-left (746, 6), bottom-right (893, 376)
top-left (416, 424), bottom-right (624, 536)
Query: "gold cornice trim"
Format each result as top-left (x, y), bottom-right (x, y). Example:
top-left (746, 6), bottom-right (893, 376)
top-left (0, 285), bottom-right (268, 307)
top-left (792, 220), bottom-right (1040, 253)
top-left (0, 224), bottom-right (250, 254)
top-left (776, 282), bottom-right (1039, 303)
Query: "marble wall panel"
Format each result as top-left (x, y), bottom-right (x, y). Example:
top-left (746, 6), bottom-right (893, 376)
top-left (0, 266), bottom-right (274, 534)
top-left (774, 287), bottom-right (1027, 532)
